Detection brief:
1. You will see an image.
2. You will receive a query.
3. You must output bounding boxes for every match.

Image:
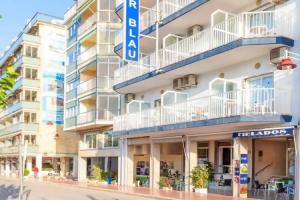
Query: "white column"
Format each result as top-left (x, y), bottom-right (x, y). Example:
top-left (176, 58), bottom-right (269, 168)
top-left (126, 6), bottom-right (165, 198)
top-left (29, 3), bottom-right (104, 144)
top-left (208, 141), bottom-right (216, 165)
top-left (295, 128), bottom-right (300, 200)
top-left (60, 157), bottom-right (66, 177)
top-left (26, 157), bottom-right (33, 175)
top-left (78, 156), bottom-right (87, 181)
top-left (36, 154), bottom-right (42, 178)
top-left (5, 158), bottom-right (10, 176)
top-left (185, 137), bottom-right (197, 191)
top-left (104, 157), bottom-right (109, 172)
top-left (150, 142), bottom-right (160, 189)
top-left (72, 156), bottom-right (78, 178)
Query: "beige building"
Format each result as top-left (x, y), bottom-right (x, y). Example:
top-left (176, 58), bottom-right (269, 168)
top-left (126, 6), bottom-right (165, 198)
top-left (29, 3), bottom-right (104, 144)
top-left (64, 0), bottom-right (121, 181)
top-left (0, 13), bottom-right (79, 178)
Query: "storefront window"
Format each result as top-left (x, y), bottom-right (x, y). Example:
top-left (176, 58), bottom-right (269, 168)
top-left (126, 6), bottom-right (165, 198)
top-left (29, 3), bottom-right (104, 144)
top-left (136, 161), bottom-right (149, 176)
top-left (197, 142), bottom-right (209, 165)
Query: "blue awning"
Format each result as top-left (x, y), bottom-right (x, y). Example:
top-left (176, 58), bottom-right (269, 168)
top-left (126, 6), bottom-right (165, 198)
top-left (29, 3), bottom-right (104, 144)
top-left (233, 127), bottom-right (294, 138)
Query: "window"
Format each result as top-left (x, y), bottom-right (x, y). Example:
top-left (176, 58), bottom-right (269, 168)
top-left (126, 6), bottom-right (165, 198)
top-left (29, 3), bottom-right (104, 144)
top-left (104, 131), bottom-right (118, 148)
top-left (68, 19), bottom-right (80, 40)
top-left (85, 134), bottom-right (97, 149)
top-left (24, 90), bottom-right (38, 102)
top-left (24, 112), bottom-right (37, 123)
top-left (24, 135), bottom-right (36, 145)
top-left (66, 106), bottom-right (78, 118)
top-left (25, 46), bottom-right (38, 58)
top-left (67, 50), bottom-right (77, 65)
top-left (197, 143), bottom-right (209, 165)
top-left (25, 68), bottom-right (38, 79)
top-left (98, 95), bottom-right (119, 120)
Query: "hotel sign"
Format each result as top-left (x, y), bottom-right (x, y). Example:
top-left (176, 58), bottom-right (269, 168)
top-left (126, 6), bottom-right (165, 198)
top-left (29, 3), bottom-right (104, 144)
top-left (233, 128), bottom-right (294, 138)
top-left (124, 0), bottom-right (140, 62)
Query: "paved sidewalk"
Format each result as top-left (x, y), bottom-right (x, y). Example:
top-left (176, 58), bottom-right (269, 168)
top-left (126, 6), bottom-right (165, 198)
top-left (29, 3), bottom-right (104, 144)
top-left (42, 178), bottom-right (253, 200)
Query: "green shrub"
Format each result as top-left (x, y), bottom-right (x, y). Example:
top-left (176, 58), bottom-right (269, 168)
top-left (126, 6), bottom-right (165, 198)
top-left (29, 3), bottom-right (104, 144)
top-left (92, 164), bottom-right (103, 181)
top-left (24, 168), bottom-right (30, 177)
top-left (159, 176), bottom-right (172, 188)
top-left (191, 166), bottom-right (209, 188)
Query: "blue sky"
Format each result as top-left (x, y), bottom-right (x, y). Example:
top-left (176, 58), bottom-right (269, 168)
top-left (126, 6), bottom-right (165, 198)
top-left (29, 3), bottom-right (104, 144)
top-left (0, 0), bottom-right (74, 52)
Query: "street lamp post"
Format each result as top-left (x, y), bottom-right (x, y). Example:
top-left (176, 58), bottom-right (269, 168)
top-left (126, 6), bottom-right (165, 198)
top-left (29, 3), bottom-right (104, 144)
top-left (18, 138), bottom-right (28, 200)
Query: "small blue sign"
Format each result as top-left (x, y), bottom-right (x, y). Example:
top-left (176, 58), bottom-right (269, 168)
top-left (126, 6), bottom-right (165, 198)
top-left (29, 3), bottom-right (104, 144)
top-left (240, 174), bottom-right (248, 184)
top-left (233, 128), bottom-right (294, 138)
top-left (124, 0), bottom-right (140, 62)
top-left (240, 154), bottom-right (248, 164)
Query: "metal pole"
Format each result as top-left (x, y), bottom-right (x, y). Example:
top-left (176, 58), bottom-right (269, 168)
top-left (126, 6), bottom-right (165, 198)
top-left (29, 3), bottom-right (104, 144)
top-left (155, 0), bottom-right (160, 70)
top-left (18, 139), bottom-right (23, 200)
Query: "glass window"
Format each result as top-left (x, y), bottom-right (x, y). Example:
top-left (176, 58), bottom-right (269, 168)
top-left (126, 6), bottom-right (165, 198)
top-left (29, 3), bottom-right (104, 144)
top-left (31, 113), bottom-right (37, 123)
top-left (85, 134), bottom-right (97, 149)
top-left (25, 46), bottom-right (38, 58)
top-left (104, 131), bottom-right (118, 148)
top-left (197, 143), bottom-right (209, 165)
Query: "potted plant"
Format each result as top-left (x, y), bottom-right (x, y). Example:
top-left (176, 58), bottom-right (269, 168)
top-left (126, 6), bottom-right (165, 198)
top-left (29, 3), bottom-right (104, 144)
top-left (159, 177), bottom-right (173, 191)
top-left (191, 165), bottom-right (210, 194)
top-left (24, 168), bottom-right (30, 179)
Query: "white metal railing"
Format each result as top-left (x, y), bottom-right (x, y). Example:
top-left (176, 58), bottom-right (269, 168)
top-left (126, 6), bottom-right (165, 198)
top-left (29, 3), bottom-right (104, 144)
top-left (64, 4), bottom-right (77, 21)
top-left (77, 45), bottom-right (97, 66)
top-left (98, 109), bottom-right (118, 121)
top-left (78, 78), bottom-right (97, 95)
top-left (114, 10), bottom-right (294, 85)
top-left (78, 13), bottom-right (97, 36)
top-left (113, 88), bottom-right (290, 131)
top-left (140, 0), bottom-right (197, 31)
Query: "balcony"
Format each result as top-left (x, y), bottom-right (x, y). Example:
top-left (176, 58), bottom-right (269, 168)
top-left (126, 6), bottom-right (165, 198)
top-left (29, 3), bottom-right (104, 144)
top-left (0, 101), bottom-right (39, 118)
top-left (78, 13), bottom-right (97, 37)
top-left (77, 0), bottom-right (89, 9)
top-left (0, 123), bottom-right (39, 137)
top-left (12, 78), bottom-right (40, 91)
top-left (14, 55), bottom-right (40, 70)
top-left (114, 10), bottom-right (294, 90)
top-left (77, 46), bottom-right (97, 68)
top-left (76, 109), bottom-right (117, 129)
top-left (66, 88), bottom-right (77, 101)
top-left (0, 145), bottom-right (39, 155)
top-left (113, 88), bottom-right (291, 133)
top-left (67, 62), bottom-right (77, 74)
top-left (64, 4), bottom-right (77, 22)
top-left (77, 78), bottom-right (97, 97)
top-left (77, 110), bottom-right (96, 126)
top-left (65, 116), bottom-right (77, 129)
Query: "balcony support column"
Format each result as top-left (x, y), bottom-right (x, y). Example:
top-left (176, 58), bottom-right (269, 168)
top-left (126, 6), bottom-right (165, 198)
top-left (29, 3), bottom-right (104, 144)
top-left (26, 157), bottom-right (33, 175)
top-left (78, 156), bottom-right (87, 181)
top-left (233, 138), bottom-right (250, 198)
top-left (72, 155), bottom-right (78, 178)
top-left (35, 154), bottom-right (42, 178)
top-left (208, 141), bottom-right (215, 166)
top-left (184, 137), bottom-right (197, 192)
top-left (5, 158), bottom-right (10, 176)
top-left (150, 141), bottom-right (160, 189)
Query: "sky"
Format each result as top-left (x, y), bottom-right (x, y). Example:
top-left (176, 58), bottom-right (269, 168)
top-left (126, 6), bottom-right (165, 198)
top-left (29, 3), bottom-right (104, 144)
top-left (0, 0), bottom-right (74, 53)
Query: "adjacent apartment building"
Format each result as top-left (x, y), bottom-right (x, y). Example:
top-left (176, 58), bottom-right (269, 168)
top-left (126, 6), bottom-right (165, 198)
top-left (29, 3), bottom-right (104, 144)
top-left (113, 0), bottom-right (300, 199)
top-left (0, 13), bottom-right (79, 178)
top-left (64, 0), bottom-right (121, 181)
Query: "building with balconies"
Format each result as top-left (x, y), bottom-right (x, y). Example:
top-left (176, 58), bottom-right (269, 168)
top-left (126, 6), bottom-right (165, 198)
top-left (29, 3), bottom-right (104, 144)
top-left (64, 0), bottom-right (121, 181)
top-left (0, 13), bottom-right (79, 179)
top-left (113, 0), bottom-right (300, 199)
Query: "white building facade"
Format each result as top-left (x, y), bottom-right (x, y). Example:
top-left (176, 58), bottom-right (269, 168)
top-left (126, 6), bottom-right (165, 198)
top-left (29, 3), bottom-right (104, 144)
top-left (113, 0), bottom-right (300, 199)
top-left (0, 13), bottom-right (79, 178)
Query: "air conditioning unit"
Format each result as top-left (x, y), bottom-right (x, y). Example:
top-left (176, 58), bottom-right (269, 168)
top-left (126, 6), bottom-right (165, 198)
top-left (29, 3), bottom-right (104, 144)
top-left (125, 93), bottom-right (135, 103)
top-left (173, 78), bottom-right (183, 90)
top-left (270, 46), bottom-right (289, 64)
top-left (183, 74), bottom-right (198, 88)
top-left (187, 25), bottom-right (203, 36)
top-left (272, 0), bottom-right (289, 5)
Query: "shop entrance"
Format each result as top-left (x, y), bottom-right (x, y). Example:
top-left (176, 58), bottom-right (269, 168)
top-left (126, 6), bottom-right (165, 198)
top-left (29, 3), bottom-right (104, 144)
top-left (249, 137), bottom-right (295, 199)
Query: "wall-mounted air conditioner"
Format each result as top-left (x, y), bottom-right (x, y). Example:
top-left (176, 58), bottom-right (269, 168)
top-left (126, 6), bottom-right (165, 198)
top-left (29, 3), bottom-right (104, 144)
top-left (173, 78), bottom-right (183, 90)
top-left (187, 25), bottom-right (203, 36)
top-left (125, 93), bottom-right (135, 103)
top-left (183, 74), bottom-right (198, 88)
top-left (270, 46), bottom-right (289, 64)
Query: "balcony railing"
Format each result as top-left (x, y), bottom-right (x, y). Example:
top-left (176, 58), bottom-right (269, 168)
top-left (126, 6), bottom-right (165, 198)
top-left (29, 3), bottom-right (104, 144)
top-left (64, 4), bottom-right (77, 22)
top-left (0, 101), bottom-right (39, 118)
top-left (114, 10), bottom-right (294, 85)
top-left (98, 76), bottom-right (114, 90)
top-left (78, 78), bottom-right (97, 96)
top-left (77, 110), bottom-right (96, 126)
top-left (0, 145), bottom-right (39, 155)
top-left (0, 123), bottom-right (39, 137)
top-left (77, 46), bottom-right (97, 66)
top-left (66, 88), bottom-right (77, 101)
top-left (98, 109), bottom-right (118, 121)
top-left (78, 13), bottom-right (97, 36)
top-left (113, 88), bottom-right (290, 131)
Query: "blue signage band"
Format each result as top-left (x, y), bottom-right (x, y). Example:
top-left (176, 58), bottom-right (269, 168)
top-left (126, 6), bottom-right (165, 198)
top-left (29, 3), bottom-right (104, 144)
top-left (233, 127), bottom-right (294, 138)
top-left (124, 0), bottom-right (140, 62)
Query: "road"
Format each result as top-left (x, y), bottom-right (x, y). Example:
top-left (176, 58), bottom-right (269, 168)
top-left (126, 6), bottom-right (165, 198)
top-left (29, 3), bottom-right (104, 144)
top-left (0, 178), bottom-right (158, 200)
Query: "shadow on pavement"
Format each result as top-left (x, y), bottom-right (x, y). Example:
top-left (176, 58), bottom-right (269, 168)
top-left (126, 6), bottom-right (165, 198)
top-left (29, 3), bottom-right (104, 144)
top-left (0, 185), bottom-right (31, 200)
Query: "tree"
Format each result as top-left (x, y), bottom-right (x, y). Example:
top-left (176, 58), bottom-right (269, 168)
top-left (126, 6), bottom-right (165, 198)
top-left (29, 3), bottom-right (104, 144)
top-left (0, 65), bottom-right (19, 108)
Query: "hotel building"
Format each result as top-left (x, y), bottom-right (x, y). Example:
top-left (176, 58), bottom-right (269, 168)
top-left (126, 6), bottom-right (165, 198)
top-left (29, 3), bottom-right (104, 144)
top-left (64, 0), bottom-right (121, 180)
top-left (0, 13), bottom-right (79, 178)
top-left (113, 0), bottom-right (300, 199)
